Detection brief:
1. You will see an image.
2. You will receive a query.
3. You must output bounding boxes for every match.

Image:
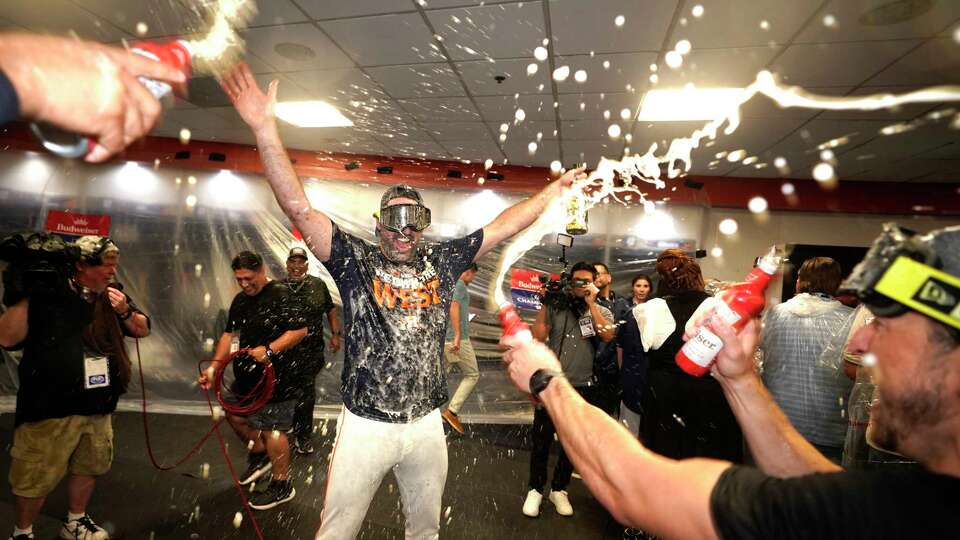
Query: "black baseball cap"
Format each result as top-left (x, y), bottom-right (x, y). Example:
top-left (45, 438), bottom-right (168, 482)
top-left (287, 247), bottom-right (308, 261)
top-left (380, 184), bottom-right (424, 209)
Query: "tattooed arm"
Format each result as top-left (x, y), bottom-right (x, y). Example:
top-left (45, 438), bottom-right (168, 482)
top-left (221, 64), bottom-right (334, 261)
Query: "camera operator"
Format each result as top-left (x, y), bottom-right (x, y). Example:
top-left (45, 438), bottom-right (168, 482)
top-left (522, 261), bottom-right (614, 518)
top-left (0, 235), bottom-right (150, 540)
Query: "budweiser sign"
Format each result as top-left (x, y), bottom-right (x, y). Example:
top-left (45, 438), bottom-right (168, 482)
top-left (45, 210), bottom-right (111, 237)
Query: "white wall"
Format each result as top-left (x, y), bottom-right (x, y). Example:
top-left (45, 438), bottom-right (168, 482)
top-left (698, 207), bottom-right (959, 299)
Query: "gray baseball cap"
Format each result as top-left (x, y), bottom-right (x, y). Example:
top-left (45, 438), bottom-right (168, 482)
top-left (380, 184), bottom-right (424, 209)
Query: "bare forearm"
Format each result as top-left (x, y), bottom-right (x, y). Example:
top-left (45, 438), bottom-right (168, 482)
top-left (540, 377), bottom-right (724, 539)
top-left (532, 308), bottom-right (549, 342)
top-left (720, 374), bottom-right (840, 477)
top-left (0, 299), bottom-right (28, 348)
top-left (450, 302), bottom-right (461, 341)
top-left (327, 308), bottom-right (340, 335)
top-left (212, 333), bottom-right (233, 365)
top-left (122, 312), bottom-right (150, 338)
top-left (479, 182), bottom-right (562, 256)
top-left (269, 327), bottom-right (307, 353)
top-left (588, 303), bottom-right (614, 342)
top-left (255, 126), bottom-right (333, 260)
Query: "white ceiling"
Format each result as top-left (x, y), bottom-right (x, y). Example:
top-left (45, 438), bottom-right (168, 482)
top-left (2, 0), bottom-right (960, 183)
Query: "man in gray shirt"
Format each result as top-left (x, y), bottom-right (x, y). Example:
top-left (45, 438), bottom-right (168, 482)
top-left (524, 262), bottom-right (614, 518)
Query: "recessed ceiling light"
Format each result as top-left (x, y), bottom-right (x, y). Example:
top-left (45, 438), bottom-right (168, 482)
top-left (274, 42), bottom-right (316, 61)
top-left (638, 88), bottom-right (743, 121)
top-left (860, 0), bottom-right (933, 26)
top-left (275, 101), bottom-right (354, 128)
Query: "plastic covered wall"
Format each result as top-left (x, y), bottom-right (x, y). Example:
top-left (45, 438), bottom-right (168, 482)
top-left (0, 151), bottom-right (706, 417)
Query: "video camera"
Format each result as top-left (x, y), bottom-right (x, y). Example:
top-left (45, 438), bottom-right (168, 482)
top-left (537, 233), bottom-right (588, 312)
top-left (0, 232), bottom-right (80, 305)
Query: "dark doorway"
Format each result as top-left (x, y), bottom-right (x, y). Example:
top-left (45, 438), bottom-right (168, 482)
top-left (782, 244), bottom-right (869, 302)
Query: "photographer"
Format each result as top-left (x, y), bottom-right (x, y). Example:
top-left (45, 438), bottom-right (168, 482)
top-left (522, 261), bottom-right (614, 518)
top-left (0, 235), bottom-right (150, 540)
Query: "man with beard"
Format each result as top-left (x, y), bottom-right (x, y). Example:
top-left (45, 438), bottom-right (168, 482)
top-left (0, 235), bottom-right (150, 540)
top-left (499, 224), bottom-right (960, 539)
top-left (220, 62), bottom-right (588, 539)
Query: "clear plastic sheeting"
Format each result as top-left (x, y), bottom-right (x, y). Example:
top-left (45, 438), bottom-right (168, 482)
top-left (834, 307), bottom-right (920, 470)
top-left (0, 151), bottom-right (702, 420)
top-left (758, 292), bottom-right (856, 451)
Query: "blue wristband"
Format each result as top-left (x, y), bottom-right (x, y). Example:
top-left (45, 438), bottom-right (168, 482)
top-left (0, 69), bottom-right (21, 126)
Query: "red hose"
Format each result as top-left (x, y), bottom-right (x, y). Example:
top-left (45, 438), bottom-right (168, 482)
top-left (212, 348), bottom-right (276, 415)
top-left (134, 341), bottom-right (275, 539)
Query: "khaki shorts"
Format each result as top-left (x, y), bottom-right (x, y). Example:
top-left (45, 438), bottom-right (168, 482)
top-left (9, 414), bottom-right (114, 498)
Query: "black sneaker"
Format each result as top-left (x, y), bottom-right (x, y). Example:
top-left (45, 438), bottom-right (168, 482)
top-left (239, 453), bottom-right (272, 486)
top-left (249, 480), bottom-right (296, 510)
top-left (294, 437), bottom-right (315, 455)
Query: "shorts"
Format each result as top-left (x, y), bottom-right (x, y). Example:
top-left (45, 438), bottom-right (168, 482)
top-left (246, 399), bottom-right (296, 432)
top-left (9, 414), bottom-right (113, 498)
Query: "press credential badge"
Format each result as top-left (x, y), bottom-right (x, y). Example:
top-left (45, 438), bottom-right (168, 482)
top-left (84, 355), bottom-right (110, 389)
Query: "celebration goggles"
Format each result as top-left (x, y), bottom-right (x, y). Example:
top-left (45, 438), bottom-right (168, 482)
top-left (839, 223), bottom-right (960, 330)
top-left (379, 204), bottom-right (432, 234)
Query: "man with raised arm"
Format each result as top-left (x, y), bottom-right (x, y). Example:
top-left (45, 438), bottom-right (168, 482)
top-left (220, 63), bottom-right (586, 540)
top-left (501, 224), bottom-right (960, 540)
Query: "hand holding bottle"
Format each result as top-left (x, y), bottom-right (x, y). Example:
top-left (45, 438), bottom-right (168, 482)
top-left (675, 248), bottom-right (779, 376)
top-left (682, 314), bottom-right (762, 382)
top-left (0, 33), bottom-right (187, 159)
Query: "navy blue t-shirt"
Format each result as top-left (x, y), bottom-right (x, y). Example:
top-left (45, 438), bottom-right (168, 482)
top-left (325, 224), bottom-right (483, 422)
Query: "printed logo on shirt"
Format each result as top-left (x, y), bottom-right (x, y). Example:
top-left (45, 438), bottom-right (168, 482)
top-left (372, 264), bottom-right (442, 310)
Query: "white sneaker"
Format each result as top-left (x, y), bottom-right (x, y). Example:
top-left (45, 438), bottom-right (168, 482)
top-left (522, 489), bottom-right (543, 517)
top-left (549, 490), bottom-right (574, 516)
top-left (60, 514), bottom-right (109, 540)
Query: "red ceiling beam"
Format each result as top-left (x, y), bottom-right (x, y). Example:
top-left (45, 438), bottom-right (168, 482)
top-left (2, 122), bottom-right (957, 215)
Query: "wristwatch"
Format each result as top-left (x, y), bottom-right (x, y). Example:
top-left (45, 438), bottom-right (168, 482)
top-left (264, 345), bottom-right (276, 360)
top-left (529, 369), bottom-right (564, 397)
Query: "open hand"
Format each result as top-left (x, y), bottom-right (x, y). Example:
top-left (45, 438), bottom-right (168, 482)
top-left (557, 165), bottom-right (587, 187)
top-left (220, 62), bottom-right (277, 134)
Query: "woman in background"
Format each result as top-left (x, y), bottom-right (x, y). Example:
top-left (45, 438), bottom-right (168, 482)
top-left (630, 273), bottom-right (653, 307)
top-left (618, 273), bottom-right (654, 436)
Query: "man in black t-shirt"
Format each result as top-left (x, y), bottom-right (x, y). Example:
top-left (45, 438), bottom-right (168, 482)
top-left (0, 235), bottom-right (150, 540)
top-left (198, 251), bottom-right (306, 511)
top-left (500, 225), bottom-right (960, 540)
top-left (221, 59), bottom-right (590, 540)
top-left (282, 246), bottom-right (340, 455)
